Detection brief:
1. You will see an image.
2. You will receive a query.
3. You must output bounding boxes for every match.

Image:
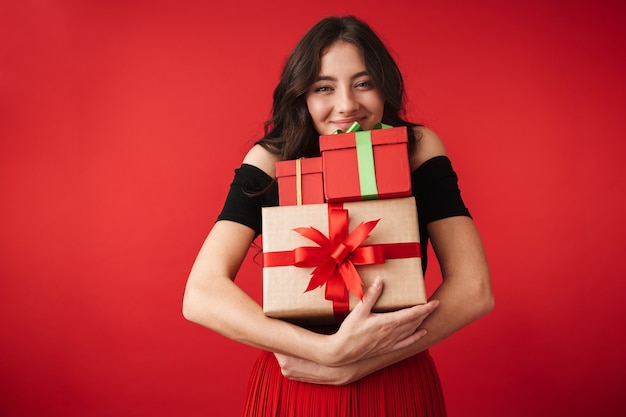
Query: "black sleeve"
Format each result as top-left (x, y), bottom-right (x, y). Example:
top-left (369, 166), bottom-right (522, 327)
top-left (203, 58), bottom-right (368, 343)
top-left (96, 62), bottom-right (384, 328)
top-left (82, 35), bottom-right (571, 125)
top-left (411, 155), bottom-right (471, 223)
top-left (411, 155), bottom-right (471, 275)
top-left (216, 164), bottom-right (279, 236)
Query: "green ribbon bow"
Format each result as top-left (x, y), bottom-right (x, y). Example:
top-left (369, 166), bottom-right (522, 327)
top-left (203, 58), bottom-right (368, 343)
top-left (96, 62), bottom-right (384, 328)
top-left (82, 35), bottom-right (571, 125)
top-left (334, 121), bottom-right (391, 200)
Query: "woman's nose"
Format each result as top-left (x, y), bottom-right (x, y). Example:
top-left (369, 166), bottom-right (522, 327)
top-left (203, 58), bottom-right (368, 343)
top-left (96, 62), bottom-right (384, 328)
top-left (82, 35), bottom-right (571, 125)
top-left (335, 88), bottom-right (359, 114)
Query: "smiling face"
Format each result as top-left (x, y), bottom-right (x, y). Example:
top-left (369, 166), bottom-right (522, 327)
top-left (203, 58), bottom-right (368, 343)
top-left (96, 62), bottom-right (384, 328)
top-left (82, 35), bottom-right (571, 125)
top-left (306, 41), bottom-right (385, 135)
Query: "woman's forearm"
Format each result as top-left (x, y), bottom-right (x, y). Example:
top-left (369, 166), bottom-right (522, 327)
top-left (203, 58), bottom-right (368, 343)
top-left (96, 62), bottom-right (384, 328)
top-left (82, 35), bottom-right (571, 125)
top-left (182, 222), bottom-right (332, 363)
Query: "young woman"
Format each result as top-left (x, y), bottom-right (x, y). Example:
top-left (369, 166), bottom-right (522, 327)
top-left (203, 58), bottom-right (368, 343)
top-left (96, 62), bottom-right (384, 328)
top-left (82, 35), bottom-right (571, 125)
top-left (183, 15), bottom-right (494, 417)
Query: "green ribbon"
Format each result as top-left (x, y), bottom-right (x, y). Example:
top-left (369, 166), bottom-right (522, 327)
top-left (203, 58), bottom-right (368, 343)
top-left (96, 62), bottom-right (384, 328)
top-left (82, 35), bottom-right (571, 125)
top-left (334, 122), bottom-right (391, 200)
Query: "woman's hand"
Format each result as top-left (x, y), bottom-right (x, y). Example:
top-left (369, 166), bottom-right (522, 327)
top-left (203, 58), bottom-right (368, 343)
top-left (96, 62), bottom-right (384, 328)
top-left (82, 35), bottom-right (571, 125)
top-left (320, 277), bottom-right (439, 367)
top-left (274, 353), bottom-right (357, 386)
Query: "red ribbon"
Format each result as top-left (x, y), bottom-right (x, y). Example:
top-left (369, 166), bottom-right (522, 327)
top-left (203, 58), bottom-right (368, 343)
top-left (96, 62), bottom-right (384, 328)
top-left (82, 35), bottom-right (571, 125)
top-left (264, 203), bottom-right (422, 320)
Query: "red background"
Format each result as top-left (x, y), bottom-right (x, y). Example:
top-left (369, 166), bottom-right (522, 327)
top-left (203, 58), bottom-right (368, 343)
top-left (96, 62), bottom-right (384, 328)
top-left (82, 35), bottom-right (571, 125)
top-left (1, 1), bottom-right (625, 416)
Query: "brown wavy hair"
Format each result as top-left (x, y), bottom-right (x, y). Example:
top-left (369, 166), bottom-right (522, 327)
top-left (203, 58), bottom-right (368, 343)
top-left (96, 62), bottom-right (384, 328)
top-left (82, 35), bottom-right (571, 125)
top-left (257, 15), bottom-right (420, 160)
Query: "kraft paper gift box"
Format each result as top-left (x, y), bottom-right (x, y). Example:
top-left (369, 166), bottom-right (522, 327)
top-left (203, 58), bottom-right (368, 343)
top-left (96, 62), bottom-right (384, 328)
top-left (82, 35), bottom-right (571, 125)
top-left (276, 157), bottom-right (325, 206)
top-left (319, 123), bottom-right (412, 203)
top-left (262, 196), bottom-right (426, 325)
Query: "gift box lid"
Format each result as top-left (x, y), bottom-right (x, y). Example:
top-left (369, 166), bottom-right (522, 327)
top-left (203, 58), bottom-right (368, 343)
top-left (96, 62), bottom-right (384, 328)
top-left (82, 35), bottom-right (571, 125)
top-left (276, 157), bottom-right (323, 177)
top-left (319, 126), bottom-right (408, 152)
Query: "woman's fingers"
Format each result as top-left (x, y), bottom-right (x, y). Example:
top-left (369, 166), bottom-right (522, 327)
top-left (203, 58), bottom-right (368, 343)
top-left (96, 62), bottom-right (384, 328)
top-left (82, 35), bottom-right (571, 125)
top-left (390, 301), bottom-right (439, 335)
top-left (366, 299), bottom-right (440, 352)
top-left (357, 276), bottom-right (383, 314)
top-left (389, 300), bottom-right (439, 336)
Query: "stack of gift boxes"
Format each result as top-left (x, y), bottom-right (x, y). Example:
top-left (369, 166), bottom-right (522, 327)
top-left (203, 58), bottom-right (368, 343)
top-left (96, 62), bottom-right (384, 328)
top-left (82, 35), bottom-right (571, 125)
top-left (262, 122), bottom-right (427, 325)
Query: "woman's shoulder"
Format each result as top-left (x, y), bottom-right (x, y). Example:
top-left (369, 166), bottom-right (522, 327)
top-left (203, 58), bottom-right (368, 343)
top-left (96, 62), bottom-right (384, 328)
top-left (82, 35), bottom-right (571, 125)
top-left (242, 144), bottom-right (282, 179)
top-left (409, 125), bottom-right (448, 171)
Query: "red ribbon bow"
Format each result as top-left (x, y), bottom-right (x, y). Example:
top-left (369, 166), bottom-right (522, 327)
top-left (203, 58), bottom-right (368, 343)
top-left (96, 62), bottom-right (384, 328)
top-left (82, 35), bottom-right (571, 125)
top-left (292, 204), bottom-right (384, 307)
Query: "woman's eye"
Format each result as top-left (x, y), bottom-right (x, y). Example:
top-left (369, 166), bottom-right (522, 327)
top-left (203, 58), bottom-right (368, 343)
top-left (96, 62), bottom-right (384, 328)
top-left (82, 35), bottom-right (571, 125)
top-left (355, 80), bottom-right (373, 89)
top-left (313, 85), bottom-right (332, 93)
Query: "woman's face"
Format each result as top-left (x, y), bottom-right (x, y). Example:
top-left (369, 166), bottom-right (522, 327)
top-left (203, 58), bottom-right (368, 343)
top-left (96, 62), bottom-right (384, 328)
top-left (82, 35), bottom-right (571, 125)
top-left (306, 41), bottom-right (385, 135)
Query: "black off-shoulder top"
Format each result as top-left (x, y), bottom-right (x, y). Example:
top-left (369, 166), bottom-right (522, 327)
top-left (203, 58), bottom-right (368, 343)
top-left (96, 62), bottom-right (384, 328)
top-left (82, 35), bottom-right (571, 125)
top-left (216, 155), bottom-right (471, 274)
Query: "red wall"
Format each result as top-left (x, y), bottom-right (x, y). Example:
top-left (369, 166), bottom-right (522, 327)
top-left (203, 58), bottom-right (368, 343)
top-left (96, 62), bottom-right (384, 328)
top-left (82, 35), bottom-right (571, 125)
top-left (1, 1), bottom-right (625, 416)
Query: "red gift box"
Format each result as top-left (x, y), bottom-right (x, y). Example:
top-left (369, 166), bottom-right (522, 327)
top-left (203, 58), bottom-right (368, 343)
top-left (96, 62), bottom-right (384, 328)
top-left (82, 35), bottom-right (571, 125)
top-left (262, 197), bottom-right (426, 325)
top-left (319, 125), bottom-right (412, 203)
top-left (276, 157), bottom-right (325, 206)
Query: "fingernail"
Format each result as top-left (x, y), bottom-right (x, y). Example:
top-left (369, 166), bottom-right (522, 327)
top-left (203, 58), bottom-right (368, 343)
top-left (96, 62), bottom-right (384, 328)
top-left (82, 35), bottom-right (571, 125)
top-left (430, 300), bottom-right (440, 309)
top-left (373, 277), bottom-right (381, 289)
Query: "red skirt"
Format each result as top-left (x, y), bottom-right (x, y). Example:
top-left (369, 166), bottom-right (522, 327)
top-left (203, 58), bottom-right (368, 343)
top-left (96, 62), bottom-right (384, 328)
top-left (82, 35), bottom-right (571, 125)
top-left (241, 350), bottom-right (447, 417)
